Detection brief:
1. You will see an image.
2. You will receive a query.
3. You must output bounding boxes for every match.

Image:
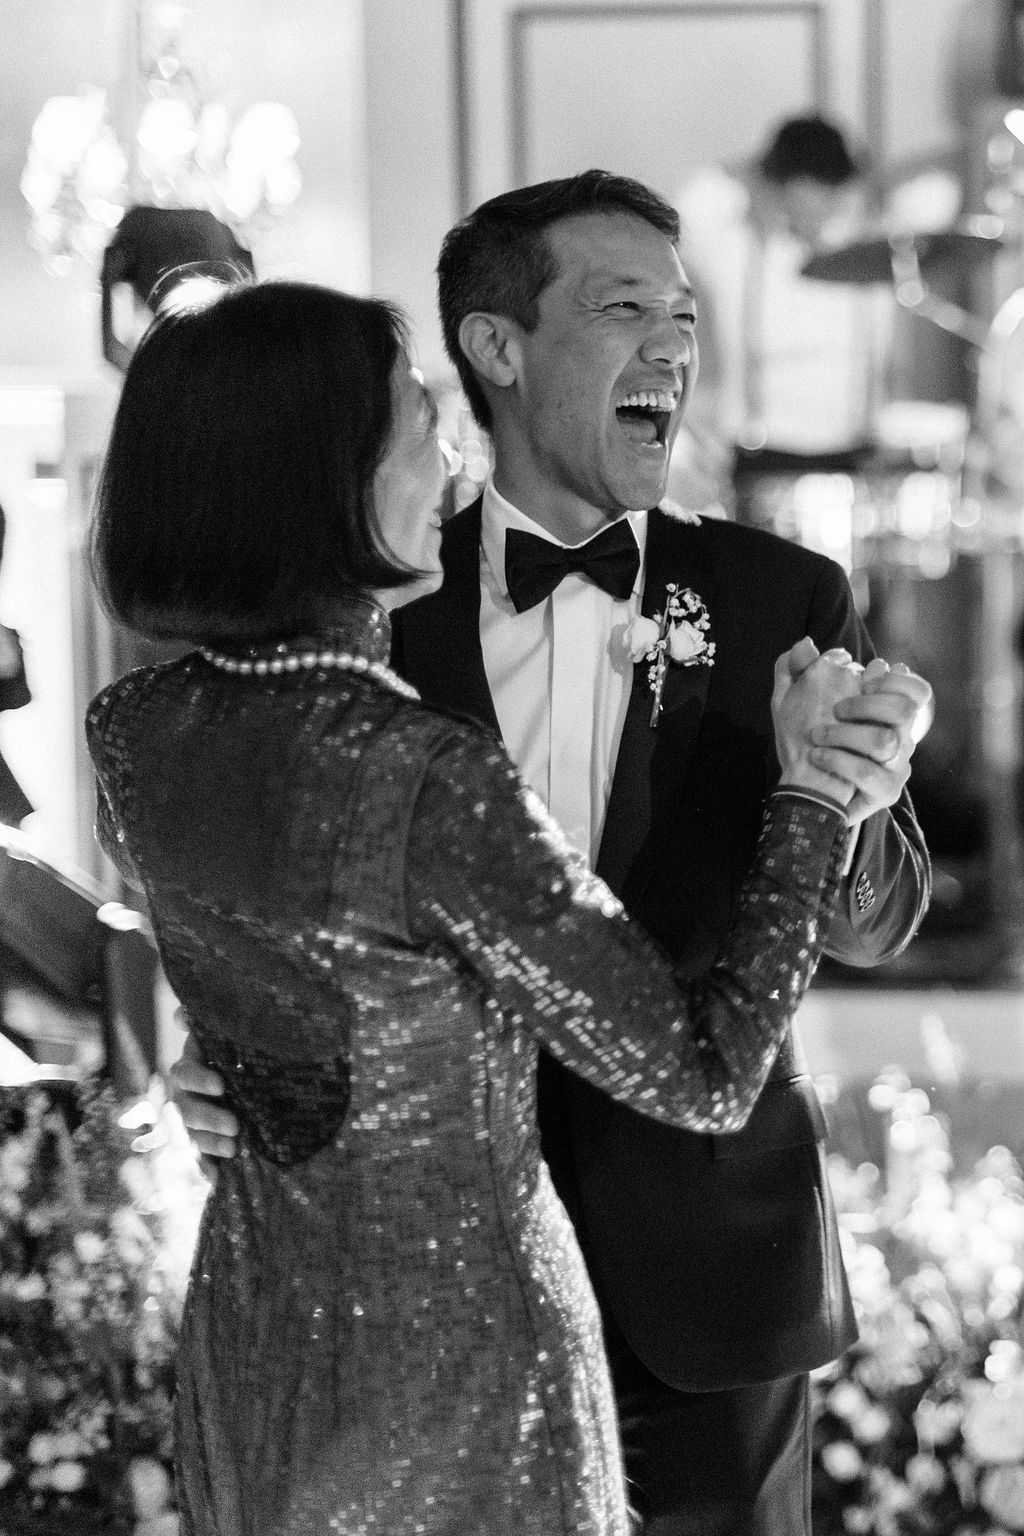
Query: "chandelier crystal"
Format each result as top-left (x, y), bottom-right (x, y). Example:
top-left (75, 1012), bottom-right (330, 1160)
top-left (21, 4), bottom-right (301, 276)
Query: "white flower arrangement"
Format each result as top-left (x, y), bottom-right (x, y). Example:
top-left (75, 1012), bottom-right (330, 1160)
top-left (812, 1073), bottom-right (1024, 1535)
top-left (0, 1080), bottom-right (206, 1534)
top-left (623, 583), bottom-right (715, 726)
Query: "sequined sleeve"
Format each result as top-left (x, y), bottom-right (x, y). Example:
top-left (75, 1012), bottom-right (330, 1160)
top-left (86, 684), bottom-right (145, 890)
top-left (406, 728), bottom-right (847, 1134)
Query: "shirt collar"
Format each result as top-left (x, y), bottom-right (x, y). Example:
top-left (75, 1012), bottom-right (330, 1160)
top-left (480, 476), bottom-right (647, 602)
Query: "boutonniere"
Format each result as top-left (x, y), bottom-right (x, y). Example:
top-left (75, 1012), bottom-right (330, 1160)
top-left (623, 584), bottom-right (715, 726)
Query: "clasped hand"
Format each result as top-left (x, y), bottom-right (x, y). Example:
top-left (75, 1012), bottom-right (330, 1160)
top-left (773, 637), bottom-right (932, 826)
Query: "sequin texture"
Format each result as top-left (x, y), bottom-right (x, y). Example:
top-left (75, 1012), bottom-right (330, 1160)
top-left (86, 598), bottom-right (847, 1536)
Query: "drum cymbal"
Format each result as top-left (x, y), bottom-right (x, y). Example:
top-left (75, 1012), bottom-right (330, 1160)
top-left (802, 224), bottom-right (1005, 284)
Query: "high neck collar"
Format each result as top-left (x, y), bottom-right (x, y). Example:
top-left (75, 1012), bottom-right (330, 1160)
top-left (210, 597), bottom-right (392, 669)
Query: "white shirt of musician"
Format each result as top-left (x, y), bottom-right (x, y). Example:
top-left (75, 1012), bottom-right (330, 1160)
top-left (478, 476), bottom-right (646, 865)
top-left (675, 166), bottom-right (891, 454)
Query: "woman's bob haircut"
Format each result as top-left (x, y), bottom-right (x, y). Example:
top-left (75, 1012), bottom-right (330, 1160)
top-left (91, 279), bottom-right (420, 644)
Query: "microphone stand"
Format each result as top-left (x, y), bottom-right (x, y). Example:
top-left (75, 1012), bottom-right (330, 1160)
top-left (888, 233), bottom-right (992, 348)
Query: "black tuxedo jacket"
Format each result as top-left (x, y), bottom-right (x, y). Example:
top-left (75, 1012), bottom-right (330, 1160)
top-left (0, 626), bottom-right (32, 826)
top-left (392, 501), bottom-right (930, 1391)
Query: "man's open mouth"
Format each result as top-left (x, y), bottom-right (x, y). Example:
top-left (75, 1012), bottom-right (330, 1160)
top-left (614, 389), bottom-right (678, 448)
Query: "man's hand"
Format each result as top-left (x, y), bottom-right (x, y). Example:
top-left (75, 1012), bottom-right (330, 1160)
top-left (772, 639), bottom-right (861, 805)
top-left (809, 656), bottom-right (933, 827)
top-left (167, 1028), bottom-right (239, 1175)
top-left (0, 627), bottom-right (21, 680)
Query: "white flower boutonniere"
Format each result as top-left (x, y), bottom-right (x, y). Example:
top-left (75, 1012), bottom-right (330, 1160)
top-left (623, 584), bottom-right (715, 726)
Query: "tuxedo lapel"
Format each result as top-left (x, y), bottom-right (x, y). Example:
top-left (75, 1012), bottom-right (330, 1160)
top-left (397, 500), bottom-right (501, 733)
top-left (593, 649), bottom-right (654, 898)
top-left (596, 510), bottom-right (717, 905)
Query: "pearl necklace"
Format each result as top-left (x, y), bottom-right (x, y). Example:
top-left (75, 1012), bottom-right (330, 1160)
top-left (199, 642), bottom-right (420, 700)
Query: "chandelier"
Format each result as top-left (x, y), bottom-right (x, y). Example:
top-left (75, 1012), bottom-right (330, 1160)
top-left (20, 3), bottom-right (301, 276)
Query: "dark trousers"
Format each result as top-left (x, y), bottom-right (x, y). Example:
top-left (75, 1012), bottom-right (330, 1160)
top-left (603, 1309), bottom-right (813, 1536)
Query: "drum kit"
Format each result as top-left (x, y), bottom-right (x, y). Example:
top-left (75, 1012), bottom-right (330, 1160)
top-left (802, 219), bottom-right (1003, 298)
top-left (752, 218), bottom-right (1024, 964)
top-left (798, 215), bottom-right (1022, 516)
top-left (727, 213), bottom-right (1024, 579)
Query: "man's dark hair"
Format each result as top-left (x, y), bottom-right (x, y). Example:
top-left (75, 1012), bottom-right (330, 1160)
top-left (437, 169), bottom-right (680, 430)
top-left (92, 279), bottom-right (420, 644)
top-left (758, 115), bottom-right (860, 188)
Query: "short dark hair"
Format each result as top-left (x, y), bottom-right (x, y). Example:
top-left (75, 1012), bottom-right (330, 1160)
top-left (437, 169), bottom-right (680, 430)
top-left (91, 279), bottom-right (418, 644)
top-left (758, 115), bottom-right (860, 188)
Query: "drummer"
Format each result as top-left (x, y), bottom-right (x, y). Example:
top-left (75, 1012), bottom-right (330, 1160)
top-left (672, 115), bottom-right (894, 515)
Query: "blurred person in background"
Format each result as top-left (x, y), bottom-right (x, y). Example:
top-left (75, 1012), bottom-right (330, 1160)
top-left (672, 115), bottom-right (892, 516)
top-left (0, 501), bottom-right (33, 828)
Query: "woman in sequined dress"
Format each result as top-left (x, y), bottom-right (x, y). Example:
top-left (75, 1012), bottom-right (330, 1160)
top-left (87, 281), bottom-right (855, 1536)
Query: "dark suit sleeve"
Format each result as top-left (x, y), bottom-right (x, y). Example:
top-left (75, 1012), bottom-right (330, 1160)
top-left (0, 627), bottom-right (31, 713)
top-left (805, 559), bottom-right (931, 965)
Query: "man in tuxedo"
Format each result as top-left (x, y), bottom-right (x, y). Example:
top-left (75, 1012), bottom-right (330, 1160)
top-left (174, 171), bottom-right (930, 1534)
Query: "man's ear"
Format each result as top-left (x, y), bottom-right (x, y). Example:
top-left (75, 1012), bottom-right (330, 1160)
top-left (457, 312), bottom-right (521, 390)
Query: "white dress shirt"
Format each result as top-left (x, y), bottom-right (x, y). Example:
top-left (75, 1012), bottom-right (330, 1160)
top-left (479, 478), bottom-right (646, 864)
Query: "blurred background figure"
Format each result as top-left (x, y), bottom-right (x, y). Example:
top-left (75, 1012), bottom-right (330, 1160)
top-left (672, 114), bottom-right (891, 516)
top-left (0, 500), bottom-right (33, 829)
top-left (100, 205), bottom-right (254, 372)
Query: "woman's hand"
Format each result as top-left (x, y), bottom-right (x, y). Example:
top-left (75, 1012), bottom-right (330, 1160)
top-left (0, 626), bottom-right (21, 680)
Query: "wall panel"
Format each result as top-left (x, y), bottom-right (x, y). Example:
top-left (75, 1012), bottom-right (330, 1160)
top-left (872, 0), bottom-right (970, 168)
top-left (462, 0), bottom-right (845, 204)
top-left (509, 4), bottom-right (825, 199)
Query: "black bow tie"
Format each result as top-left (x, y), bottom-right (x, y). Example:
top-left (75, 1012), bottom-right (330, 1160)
top-left (504, 521), bottom-right (640, 613)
